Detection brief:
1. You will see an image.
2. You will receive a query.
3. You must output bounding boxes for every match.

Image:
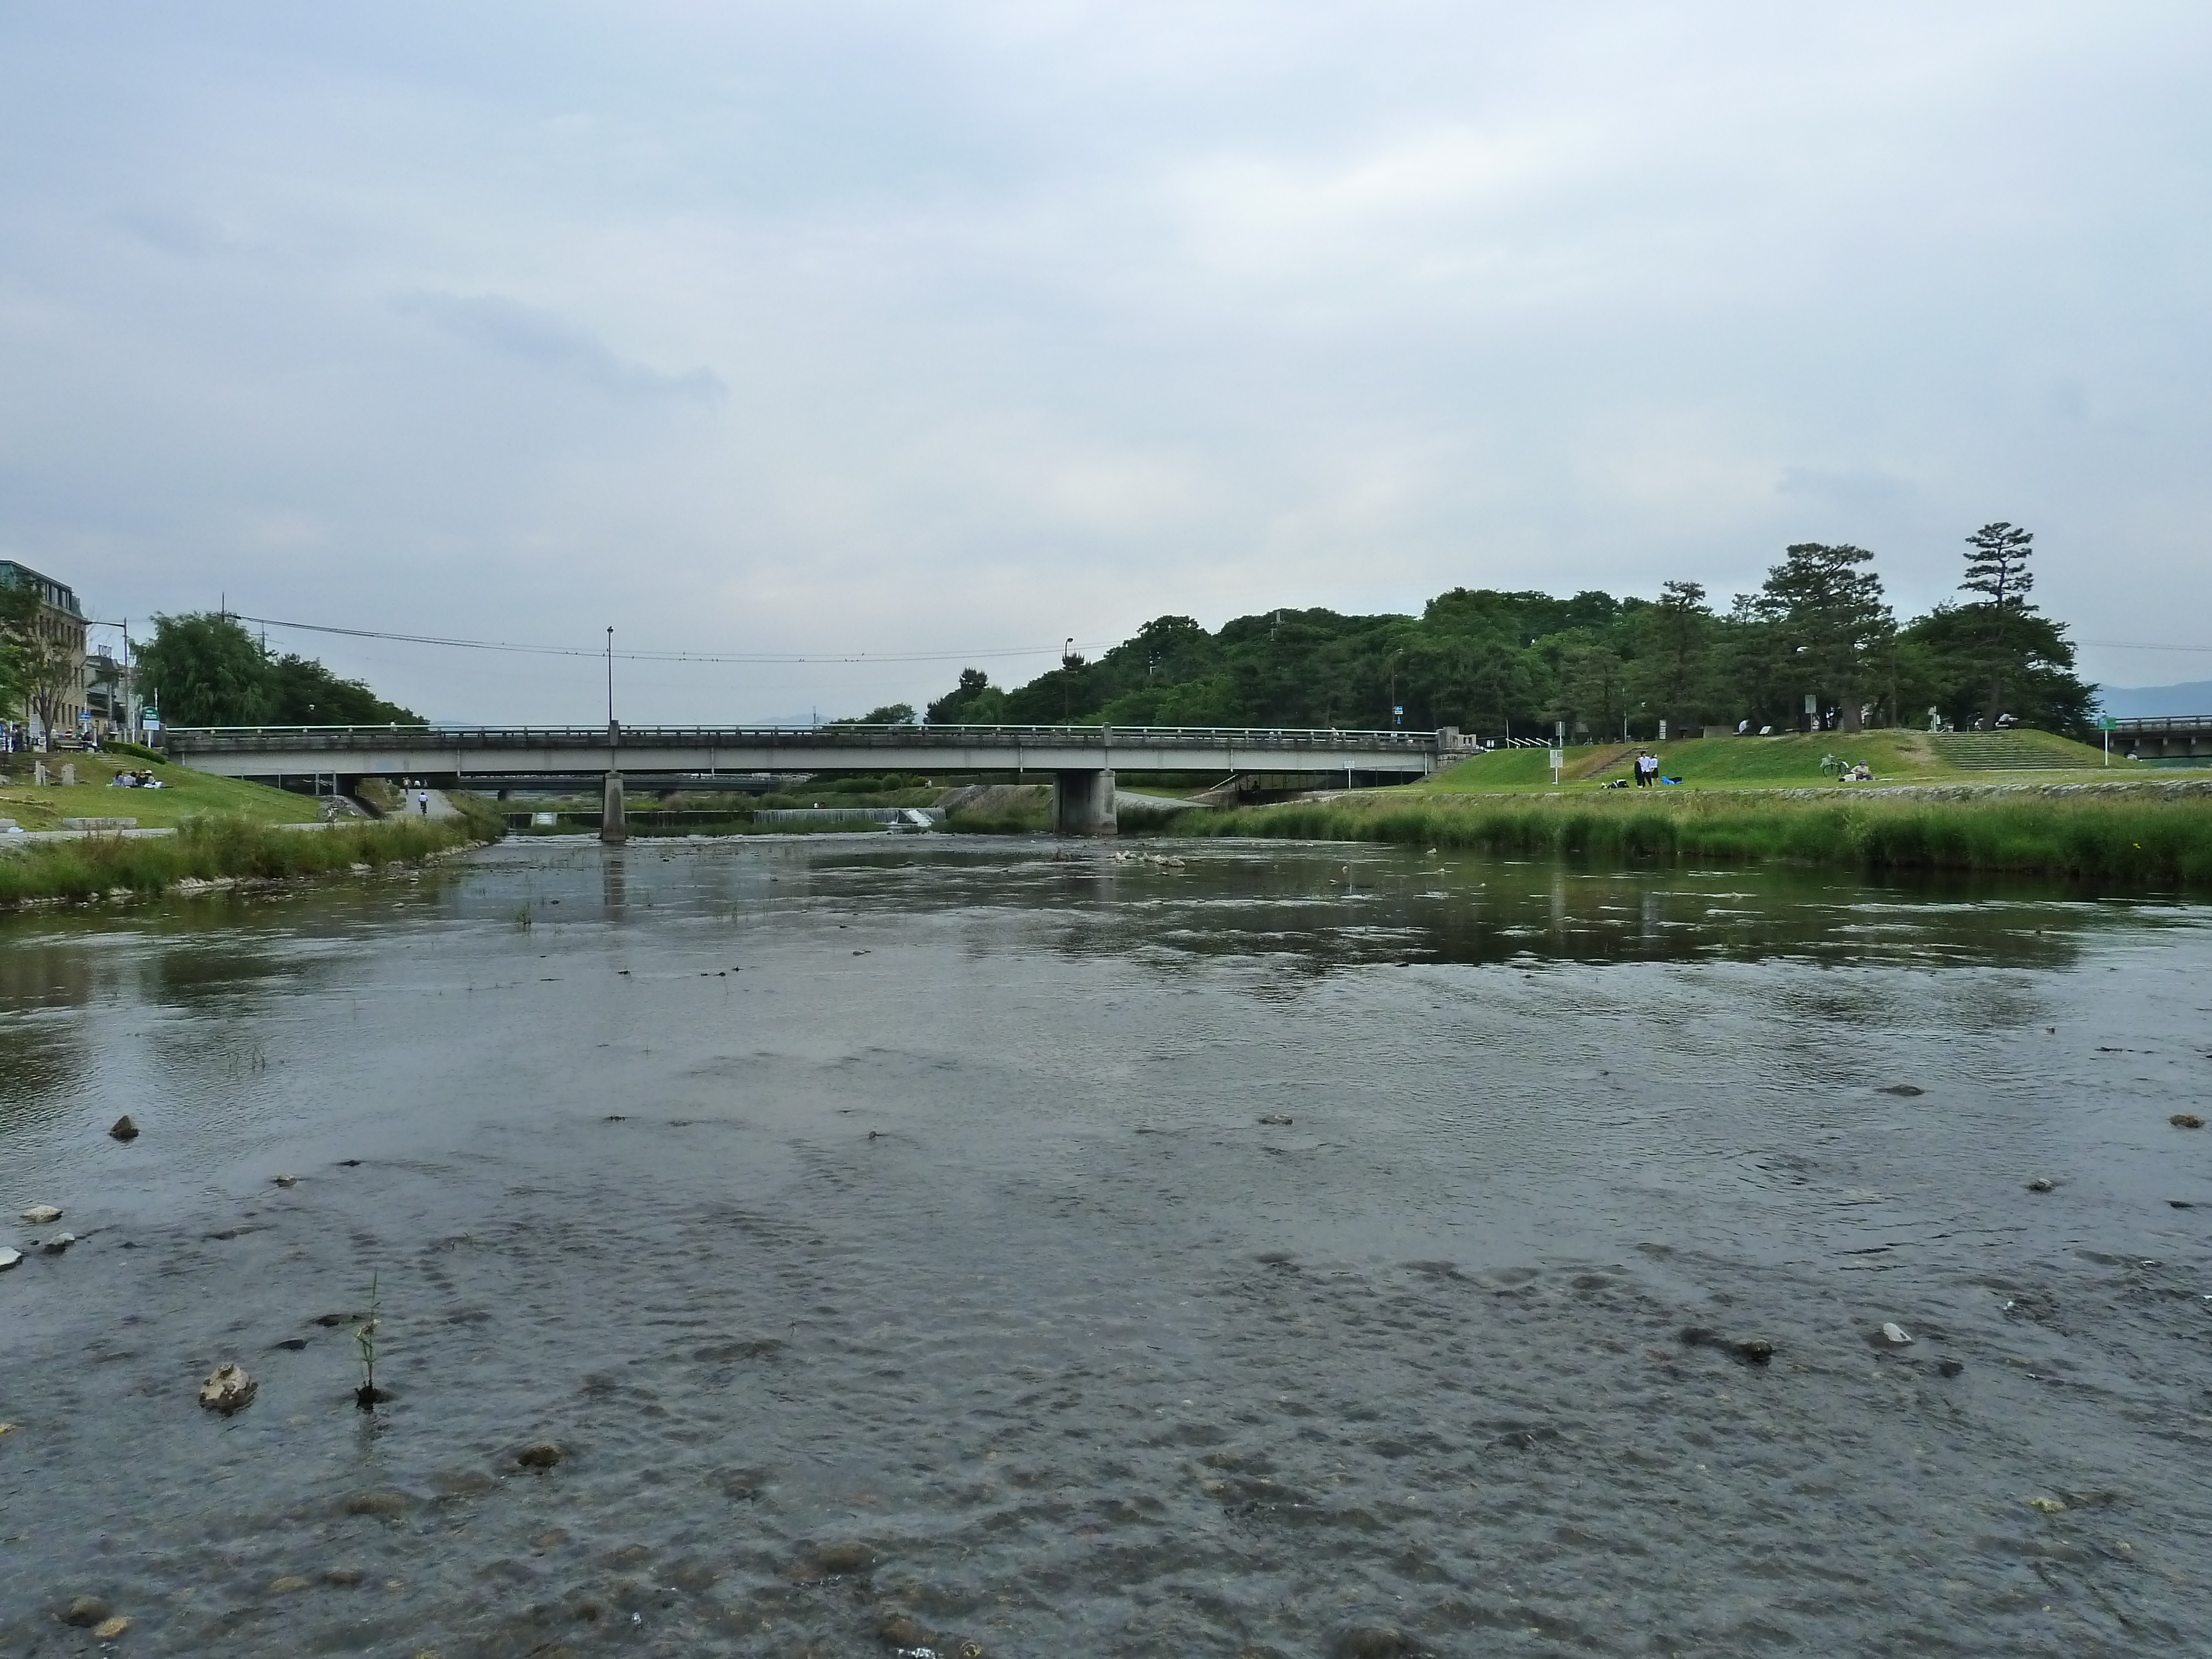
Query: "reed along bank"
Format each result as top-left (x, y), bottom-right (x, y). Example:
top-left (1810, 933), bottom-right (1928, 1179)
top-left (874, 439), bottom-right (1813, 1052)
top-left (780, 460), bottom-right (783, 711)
top-left (0, 812), bottom-right (489, 907)
top-left (1182, 784), bottom-right (2212, 887)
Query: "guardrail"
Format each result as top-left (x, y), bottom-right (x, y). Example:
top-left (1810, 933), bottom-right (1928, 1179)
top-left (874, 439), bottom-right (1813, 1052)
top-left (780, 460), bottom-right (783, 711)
top-left (2101, 716), bottom-right (2212, 734)
top-left (160, 722), bottom-right (1444, 752)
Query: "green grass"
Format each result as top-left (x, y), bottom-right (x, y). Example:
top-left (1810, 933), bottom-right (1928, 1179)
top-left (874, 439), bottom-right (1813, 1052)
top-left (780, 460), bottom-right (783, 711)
top-left (1422, 729), bottom-right (2135, 794)
top-left (0, 813), bottom-right (483, 906)
top-left (0, 750), bottom-right (322, 829)
top-left (1183, 789), bottom-right (2212, 887)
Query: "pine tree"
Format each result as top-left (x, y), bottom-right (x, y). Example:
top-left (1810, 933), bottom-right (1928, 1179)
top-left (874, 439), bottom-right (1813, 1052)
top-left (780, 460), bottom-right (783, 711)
top-left (1959, 522), bottom-right (2036, 724)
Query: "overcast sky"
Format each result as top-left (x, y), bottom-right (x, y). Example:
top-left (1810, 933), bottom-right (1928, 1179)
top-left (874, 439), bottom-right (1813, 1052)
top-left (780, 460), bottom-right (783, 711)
top-left (2, 1), bottom-right (2206, 722)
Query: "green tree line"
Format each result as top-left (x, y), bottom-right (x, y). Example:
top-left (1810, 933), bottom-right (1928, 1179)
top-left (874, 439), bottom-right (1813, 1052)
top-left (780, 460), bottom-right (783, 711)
top-left (922, 524), bottom-right (2093, 739)
top-left (135, 612), bottom-right (424, 727)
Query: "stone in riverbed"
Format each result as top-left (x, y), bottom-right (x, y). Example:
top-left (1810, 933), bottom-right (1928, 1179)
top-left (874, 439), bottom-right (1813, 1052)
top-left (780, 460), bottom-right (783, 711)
top-left (42, 1233), bottom-right (76, 1255)
top-left (2026, 1177), bottom-right (2055, 1192)
top-left (268, 1575), bottom-right (312, 1594)
top-left (0, 1247), bottom-right (20, 1271)
top-left (1734, 1338), bottom-right (1775, 1364)
top-left (1336, 1628), bottom-right (1413, 1657)
top-left (93, 1616), bottom-right (131, 1639)
top-left (109, 1115), bottom-right (139, 1141)
top-left (21, 1204), bottom-right (61, 1224)
top-left (1879, 1322), bottom-right (1913, 1345)
top-left (878, 1613), bottom-right (930, 1647)
top-left (2172, 1113), bottom-right (2204, 1130)
top-left (342, 1489), bottom-right (411, 1518)
top-left (197, 1363), bottom-right (258, 1415)
top-left (322, 1566), bottom-right (366, 1587)
top-left (61, 1596), bottom-right (111, 1627)
top-left (516, 1443), bottom-right (563, 1470)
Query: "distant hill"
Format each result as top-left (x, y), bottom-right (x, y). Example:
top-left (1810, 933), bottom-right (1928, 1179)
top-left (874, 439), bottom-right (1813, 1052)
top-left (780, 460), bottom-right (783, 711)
top-left (2095, 680), bottom-right (2212, 718)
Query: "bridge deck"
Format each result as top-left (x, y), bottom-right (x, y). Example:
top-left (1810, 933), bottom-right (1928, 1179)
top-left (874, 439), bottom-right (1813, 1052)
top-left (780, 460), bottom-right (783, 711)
top-left (161, 722), bottom-right (1453, 780)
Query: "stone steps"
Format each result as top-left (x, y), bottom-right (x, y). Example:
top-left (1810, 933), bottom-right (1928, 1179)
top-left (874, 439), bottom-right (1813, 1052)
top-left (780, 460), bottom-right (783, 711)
top-left (1931, 735), bottom-right (2086, 770)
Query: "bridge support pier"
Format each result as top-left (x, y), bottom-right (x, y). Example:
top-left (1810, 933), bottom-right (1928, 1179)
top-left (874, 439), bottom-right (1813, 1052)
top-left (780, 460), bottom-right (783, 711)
top-left (1053, 768), bottom-right (1116, 836)
top-left (601, 771), bottom-right (627, 845)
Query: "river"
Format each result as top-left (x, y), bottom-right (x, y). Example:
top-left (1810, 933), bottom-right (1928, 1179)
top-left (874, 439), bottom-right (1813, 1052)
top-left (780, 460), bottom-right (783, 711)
top-left (3, 836), bottom-right (2209, 1656)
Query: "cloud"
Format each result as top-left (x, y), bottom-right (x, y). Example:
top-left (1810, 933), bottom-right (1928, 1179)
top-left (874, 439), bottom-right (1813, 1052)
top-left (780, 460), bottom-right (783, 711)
top-left (392, 291), bottom-right (726, 405)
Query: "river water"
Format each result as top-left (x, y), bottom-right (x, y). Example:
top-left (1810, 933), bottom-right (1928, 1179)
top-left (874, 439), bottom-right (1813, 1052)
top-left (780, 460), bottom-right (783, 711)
top-left (3, 836), bottom-right (2210, 1657)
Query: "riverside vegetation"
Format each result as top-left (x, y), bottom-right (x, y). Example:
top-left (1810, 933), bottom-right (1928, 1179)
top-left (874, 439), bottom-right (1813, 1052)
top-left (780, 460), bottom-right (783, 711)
top-left (0, 808), bottom-right (497, 907)
top-left (1183, 786), bottom-right (2212, 888)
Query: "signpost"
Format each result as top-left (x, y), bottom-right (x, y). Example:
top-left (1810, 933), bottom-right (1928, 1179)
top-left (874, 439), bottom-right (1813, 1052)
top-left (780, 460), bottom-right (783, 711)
top-left (2098, 715), bottom-right (2117, 766)
top-left (1548, 748), bottom-right (1564, 786)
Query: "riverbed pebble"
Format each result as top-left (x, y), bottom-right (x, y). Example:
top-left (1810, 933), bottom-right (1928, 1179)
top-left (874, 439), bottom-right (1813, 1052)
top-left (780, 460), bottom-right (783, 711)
top-left (516, 1443), bottom-right (563, 1469)
top-left (1336, 1626), bottom-right (1412, 1657)
top-left (109, 1115), bottom-right (138, 1141)
top-left (60, 1596), bottom-right (111, 1627)
top-left (2172, 1113), bottom-right (2204, 1129)
top-left (197, 1363), bottom-right (257, 1415)
top-left (92, 1616), bottom-right (131, 1639)
top-left (21, 1204), bottom-right (62, 1224)
top-left (2026, 1177), bottom-right (2055, 1192)
top-left (322, 1566), bottom-right (366, 1587)
top-left (268, 1575), bottom-right (312, 1594)
top-left (43, 1233), bottom-right (76, 1255)
top-left (0, 1247), bottom-right (20, 1271)
top-left (1879, 1322), bottom-right (1913, 1345)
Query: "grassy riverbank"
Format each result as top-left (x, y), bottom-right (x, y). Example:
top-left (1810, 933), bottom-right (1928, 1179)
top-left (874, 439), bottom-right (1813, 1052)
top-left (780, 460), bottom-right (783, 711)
top-left (0, 748), bottom-right (325, 828)
top-left (0, 813), bottom-right (484, 906)
top-left (1182, 788), bottom-right (2212, 886)
top-left (1421, 728), bottom-right (2152, 794)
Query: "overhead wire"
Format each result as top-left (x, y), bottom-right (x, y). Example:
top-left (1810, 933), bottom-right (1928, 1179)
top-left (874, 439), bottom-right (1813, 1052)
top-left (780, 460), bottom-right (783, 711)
top-left (229, 613), bottom-right (1110, 665)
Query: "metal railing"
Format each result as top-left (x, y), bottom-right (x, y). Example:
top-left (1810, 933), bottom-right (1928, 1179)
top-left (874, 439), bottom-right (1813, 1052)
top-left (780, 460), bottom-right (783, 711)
top-left (2101, 716), bottom-right (2212, 734)
top-left (160, 722), bottom-right (1442, 752)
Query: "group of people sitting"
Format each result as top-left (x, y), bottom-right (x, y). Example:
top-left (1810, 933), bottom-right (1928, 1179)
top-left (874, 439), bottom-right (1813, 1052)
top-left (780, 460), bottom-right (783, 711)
top-left (107, 768), bottom-right (166, 789)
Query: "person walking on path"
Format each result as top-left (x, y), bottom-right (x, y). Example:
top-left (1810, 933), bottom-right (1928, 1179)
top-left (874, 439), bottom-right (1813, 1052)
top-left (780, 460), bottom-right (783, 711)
top-left (415, 788), bottom-right (429, 816)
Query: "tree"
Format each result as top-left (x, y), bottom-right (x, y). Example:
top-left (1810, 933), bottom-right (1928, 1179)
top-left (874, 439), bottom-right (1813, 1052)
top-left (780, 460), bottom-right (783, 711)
top-left (1900, 605), bottom-right (2094, 732)
top-left (136, 612), bottom-right (420, 728)
top-left (831, 702), bottom-right (916, 726)
top-left (1746, 544), bottom-right (1893, 732)
top-left (1627, 580), bottom-right (1717, 734)
top-left (1958, 521), bottom-right (2038, 724)
top-left (0, 576), bottom-right (41, 725)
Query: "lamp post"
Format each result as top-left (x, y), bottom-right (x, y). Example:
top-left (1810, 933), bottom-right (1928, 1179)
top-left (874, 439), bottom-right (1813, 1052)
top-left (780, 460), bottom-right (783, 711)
top-left (602, 626), bottom-right (626, 846)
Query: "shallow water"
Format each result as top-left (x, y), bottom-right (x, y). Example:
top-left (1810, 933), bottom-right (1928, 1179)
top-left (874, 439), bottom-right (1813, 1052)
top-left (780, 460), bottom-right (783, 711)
top-left (3, 837), bottom-right (2210, 1657)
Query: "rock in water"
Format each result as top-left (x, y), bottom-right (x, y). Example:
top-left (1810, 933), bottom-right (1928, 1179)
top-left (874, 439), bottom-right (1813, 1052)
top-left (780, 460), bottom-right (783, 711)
top-left (109, 1115), bottom-right (139, 1141)
top-left (198, 1363), bottom-right (258, 1416)
top-left (271, 1173), bottom-right (300, 1187)
top-left (93, 1616), bottom-right (132, 1639)
top-left (61, 1597), bottom-right (111, 1627)
top-left (516, 1443), bottom-right (563, 1469)
top-left (1735, 1338), bottom-right (1775, 1364)
top-left (41, 1234), bottom-right (76, 1255)
top-left (0, 1248), bottom-right (20, 1271)
top-left (1880, 1322), bottom-right (1913, 1345)
top-left (20, 1204), bottom-right (61, 1224)
top-left (2026, 1177), bottom-right (2054, 1192)
top-left (2171, 1113), bottom-right (2204, 1130)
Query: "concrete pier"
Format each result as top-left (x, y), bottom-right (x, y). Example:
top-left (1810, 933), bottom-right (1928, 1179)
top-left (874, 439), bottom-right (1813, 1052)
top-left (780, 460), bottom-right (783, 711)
top-left (1052, 768), bottom-right (1116, 836)
top-left (601, 771), bottom-right (627, 844)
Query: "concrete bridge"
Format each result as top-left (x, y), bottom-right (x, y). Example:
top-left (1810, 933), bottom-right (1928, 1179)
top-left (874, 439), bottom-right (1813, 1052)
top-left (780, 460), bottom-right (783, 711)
top-left (160, 722), bottom-right (1468, 838)
top-left (2103, 715), bottom-right (2212, 762)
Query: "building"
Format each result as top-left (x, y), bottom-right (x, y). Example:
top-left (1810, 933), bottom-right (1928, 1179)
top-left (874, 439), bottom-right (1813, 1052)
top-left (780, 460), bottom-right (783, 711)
top-left (0, 559), bottom-right (90, 744)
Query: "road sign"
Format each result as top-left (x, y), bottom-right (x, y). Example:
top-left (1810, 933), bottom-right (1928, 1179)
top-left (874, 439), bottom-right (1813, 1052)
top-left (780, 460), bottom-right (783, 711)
top-left (2098, 717), bottom-right (2117, 729)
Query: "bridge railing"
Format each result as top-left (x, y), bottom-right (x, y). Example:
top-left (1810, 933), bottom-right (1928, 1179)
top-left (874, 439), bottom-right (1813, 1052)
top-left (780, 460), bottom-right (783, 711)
top-left (160, 722), bottom-right (1443, 752)
top-left (2102, 716), bottom-right (2212, 734)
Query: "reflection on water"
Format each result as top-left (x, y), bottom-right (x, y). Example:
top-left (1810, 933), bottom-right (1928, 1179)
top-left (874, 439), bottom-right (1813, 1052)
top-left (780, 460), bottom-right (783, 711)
top-left (3, 837), bottom-right (2209, 1657)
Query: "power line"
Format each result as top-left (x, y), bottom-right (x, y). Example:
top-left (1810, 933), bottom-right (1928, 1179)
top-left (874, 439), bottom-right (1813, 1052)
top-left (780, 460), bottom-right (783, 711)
top-left (230, 613), bottom-right (1109, 665)
top-left (2078, 639), bottom-right (2212, 654)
